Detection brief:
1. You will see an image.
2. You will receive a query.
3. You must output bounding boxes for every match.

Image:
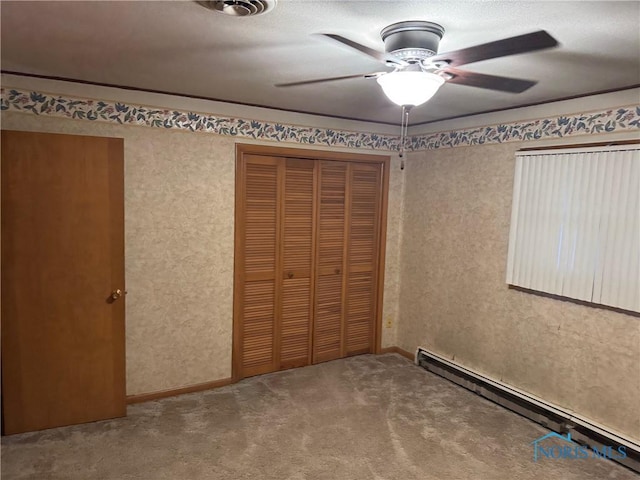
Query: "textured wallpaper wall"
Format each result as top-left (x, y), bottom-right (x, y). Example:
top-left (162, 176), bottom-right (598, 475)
top-left (399, 142), bottom-right (640, 442)
top-left (5, 80), bottom-right (636, 440)
top-left (2, 112), bottom-right (402, 395)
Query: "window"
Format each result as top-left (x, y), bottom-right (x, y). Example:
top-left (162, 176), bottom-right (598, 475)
top-left (506, 145), bottom-right (639, 313)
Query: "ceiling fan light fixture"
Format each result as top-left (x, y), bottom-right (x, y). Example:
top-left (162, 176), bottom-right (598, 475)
top-left (376, 71), bottom-right (445, 106)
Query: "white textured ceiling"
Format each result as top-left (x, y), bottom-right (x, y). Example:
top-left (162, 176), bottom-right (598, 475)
top-left (1, 1), bottom-right (639, 125)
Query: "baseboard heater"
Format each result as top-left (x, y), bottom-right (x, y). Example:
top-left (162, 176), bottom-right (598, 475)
top-left (415, 346), bottom-right (640, 473)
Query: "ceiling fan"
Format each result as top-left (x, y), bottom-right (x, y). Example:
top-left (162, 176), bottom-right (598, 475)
top-left (276, 21), bottom-right (558, 158)
top-left (276, 21), bottom-right (559, 105)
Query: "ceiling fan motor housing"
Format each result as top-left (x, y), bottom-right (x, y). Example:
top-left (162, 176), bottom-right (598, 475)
top-left (197, 0), bottom-right (276, 16)
top-left (381, 21), bottom-right (445, 62)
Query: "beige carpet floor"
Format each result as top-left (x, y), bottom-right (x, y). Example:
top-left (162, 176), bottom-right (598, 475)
top-left (1, 354), bottom-right (637, 480)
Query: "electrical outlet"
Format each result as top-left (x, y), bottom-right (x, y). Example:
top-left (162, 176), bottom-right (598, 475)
top-left (385, 316), bottom-right (393, 329)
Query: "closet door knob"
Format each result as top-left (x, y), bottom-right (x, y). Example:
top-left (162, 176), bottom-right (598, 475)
top-left (287, 271), bottom-right (294, 279)
top-left (334, 268), bottom-right (341, 275)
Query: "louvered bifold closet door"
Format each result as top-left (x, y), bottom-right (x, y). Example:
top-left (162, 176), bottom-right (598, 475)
top-left (240, 155), bottom-right (282, 377)
top-left (313, 161), bottom-right (348, 363)
top-left (345, 163), bottom-right (381, 355)
top-left (237, 147), bottom-right (387, 378)
top-left (279, 159), bottom-right (316, 368)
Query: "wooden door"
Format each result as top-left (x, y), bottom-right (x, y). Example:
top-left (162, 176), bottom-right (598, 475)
top-left (344, 163), bottom-right (382, 355)
top-left (236, 155), bottom-right (281, 377)
top-left (312, 161), bottom-right (348, 363)
top-left (280, 159), bottom-right (316, 369)
top-left (234, 145), bottom-right (389, 380)
top-left (312, 162), bottom-right (383, 362)
top-left (236, 155), bottom-right (316, 377)
top-left (1, 130), bottom-right (126, 435)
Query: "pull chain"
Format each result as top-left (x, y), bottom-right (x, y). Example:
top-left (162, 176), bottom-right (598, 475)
top-left (399, 105), bottom-right (412, 169)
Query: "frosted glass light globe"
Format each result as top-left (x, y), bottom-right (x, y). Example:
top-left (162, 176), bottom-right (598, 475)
top-left (377, 71), bottom-right (445, 106)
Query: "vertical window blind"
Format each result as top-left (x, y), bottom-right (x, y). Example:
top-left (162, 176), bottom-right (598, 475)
top-left (506, 144), bottom-right (639, 313)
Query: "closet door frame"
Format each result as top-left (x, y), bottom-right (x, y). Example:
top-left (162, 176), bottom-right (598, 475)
top-left (233, 144), bottom-right (390, 382)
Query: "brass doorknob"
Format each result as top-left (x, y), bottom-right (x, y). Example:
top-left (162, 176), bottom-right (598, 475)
top-left (111, 289), bottom-right (123, 300)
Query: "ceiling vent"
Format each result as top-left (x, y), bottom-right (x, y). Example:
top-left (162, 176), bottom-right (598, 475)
top-left (197, 0), bottom-right (276, 17)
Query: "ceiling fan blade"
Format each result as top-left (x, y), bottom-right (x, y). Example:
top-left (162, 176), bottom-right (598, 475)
top-left (431, 30), bottom-right (559, 68)
top-left (275, 71), bottom-right (387, 87)
top-left (317, 33), bottom-right (408, 66)
top-left (444, 67), bottom-right (537, 93)
top-left (275, 73), bottom-right (369, 87)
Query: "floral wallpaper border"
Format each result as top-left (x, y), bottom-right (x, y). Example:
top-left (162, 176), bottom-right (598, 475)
top-left (1, 87), bottom-right (638, 152)
top-left (0, 88), bottom-right (400, 151)
top-left (410, 105), bottom-right (640, 150)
